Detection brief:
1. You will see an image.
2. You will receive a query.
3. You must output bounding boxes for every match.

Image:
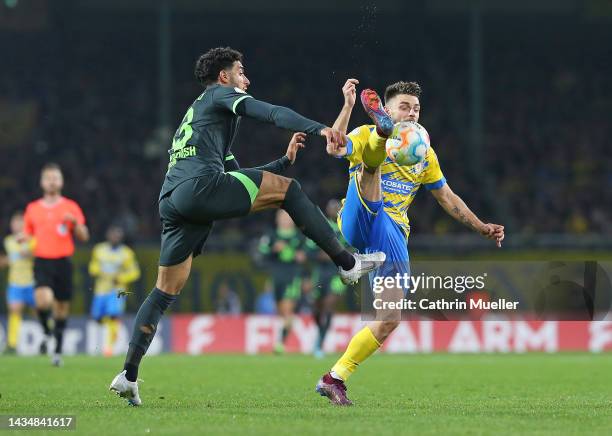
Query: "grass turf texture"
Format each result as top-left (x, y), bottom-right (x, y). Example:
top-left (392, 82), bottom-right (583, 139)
top-left (0, 353), bottom-right (611, 435)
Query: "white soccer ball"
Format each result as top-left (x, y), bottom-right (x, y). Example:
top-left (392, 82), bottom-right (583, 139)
top-left (385, 121), bottom-right (430, 166)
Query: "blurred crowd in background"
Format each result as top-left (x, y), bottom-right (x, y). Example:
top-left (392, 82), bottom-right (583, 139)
top-left (1, 6), bottom-right (610, 248)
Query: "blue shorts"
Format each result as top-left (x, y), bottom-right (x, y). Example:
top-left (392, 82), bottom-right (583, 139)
top-left (90, 291), bottom-right (125, 320)
top-left (6, 284), bottom-right (35, 307)
top-left (339, 177), bottom-right (411, 286)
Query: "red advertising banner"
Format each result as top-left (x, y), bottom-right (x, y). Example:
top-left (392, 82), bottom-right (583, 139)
top-left (170, 315), bottom-right (612, 354)
top-left (2, 315), bottom-right (611, 355)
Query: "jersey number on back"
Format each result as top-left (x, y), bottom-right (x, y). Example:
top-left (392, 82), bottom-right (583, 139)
top-left (172, 107), bottom-right (194, 151)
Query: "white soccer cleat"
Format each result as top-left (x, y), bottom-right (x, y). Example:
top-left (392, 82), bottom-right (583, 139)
top-left (109, 370), bottom-right (142, 406)
top-left (51, 353), bottom-right (63, 367)
top-left (339, 251), bottom-right (386, 285)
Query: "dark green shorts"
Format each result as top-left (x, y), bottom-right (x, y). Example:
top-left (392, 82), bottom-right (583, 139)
top-left (158, 170), bottom-right (263, 266)
top-left (312, 264), bottom-right (347, 299)
top-left (271, 266), bottom-right (302, 302)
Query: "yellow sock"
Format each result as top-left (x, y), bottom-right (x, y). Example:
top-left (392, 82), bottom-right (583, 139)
top-left (103, 318), bottom-right (120, 355)
top-left (331, 326), bottom-right (380, 381)
top-left (8, 312), bottom-right (22, 349)
top-left (363, 130), bottom-right (388, 169)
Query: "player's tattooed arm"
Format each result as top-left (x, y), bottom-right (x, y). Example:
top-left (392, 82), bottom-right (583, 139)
top-left (431, 184), bottom-right (505, 247)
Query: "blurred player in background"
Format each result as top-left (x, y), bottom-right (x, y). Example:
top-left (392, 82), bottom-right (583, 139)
top-left (317, 80), bottom-right (504, 405)
top-left (1, 211), bottom-right (36, 354)
top-left (89, 225), bottom-right (140, 356)
top-left (258, 210), bottom-right (307, 353)
top-left (307, 199), bottom-right (349, 358)
top-left (23, 163), bottom-right (89, 366)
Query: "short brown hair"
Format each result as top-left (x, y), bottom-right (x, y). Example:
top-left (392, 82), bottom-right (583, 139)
top-left (41, 162), bottom-right (61, 173)
top-left (11, 210), bottom-right (23, 220)
top-left (384, 81), bottom-right (422, 103)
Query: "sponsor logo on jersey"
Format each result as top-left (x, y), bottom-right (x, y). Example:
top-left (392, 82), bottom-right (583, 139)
top-left (381, 177), bottom-right (416, 194)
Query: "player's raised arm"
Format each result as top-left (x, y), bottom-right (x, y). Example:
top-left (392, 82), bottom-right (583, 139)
top-left (326, 79), bottom-right (359, 158)
top-left (235, 97), bottom-right (345, 148)
top-left (333, 79), bottom-right (359, 135)
top-left (430, 184), bottom-right (505, 247)
top-left (196, 47), bottom-right (346, 149)
top-left (224, 133), bottom-right (306, 175)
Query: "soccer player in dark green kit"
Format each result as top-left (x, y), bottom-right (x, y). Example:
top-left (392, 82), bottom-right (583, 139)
top-left (109, 47), bottom-right (385, 405)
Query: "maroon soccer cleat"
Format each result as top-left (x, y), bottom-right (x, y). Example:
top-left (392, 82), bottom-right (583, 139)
top-left (360, 89), bottom-right (394, 137)
top-left (315, 372), bottom-right (353, 406)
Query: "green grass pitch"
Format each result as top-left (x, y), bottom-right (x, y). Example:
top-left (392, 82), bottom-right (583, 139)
top-left (1, 353), bottom-right (611, 435)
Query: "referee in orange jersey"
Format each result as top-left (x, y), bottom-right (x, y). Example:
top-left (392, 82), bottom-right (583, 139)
top-left (23, 163), bottom-right (89, 366)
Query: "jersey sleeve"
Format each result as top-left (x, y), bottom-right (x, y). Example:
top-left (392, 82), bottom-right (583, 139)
top-left (421, 146), bottom-right (447, 190)
top-left (88, 245), bottom-right (101, 277)
top-left (344, 125), bottom-right (372, 166)
top-left (213, 86), bottom-right (253, 114)
top-left (118, 248), bottom-right (141, 285)
top-left (70, 201), bottom-right (86, 225)
top-left (23, 204), bottom-right (34, 236)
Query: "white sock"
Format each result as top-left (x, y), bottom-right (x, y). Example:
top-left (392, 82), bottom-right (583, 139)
top-left (330, 371), bottom-right (343, 381)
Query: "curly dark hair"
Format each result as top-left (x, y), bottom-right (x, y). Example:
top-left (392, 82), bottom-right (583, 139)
top-left (194, 47), bottom-right (243, 86)
top-left (384, 81), bottom-right (422, 103)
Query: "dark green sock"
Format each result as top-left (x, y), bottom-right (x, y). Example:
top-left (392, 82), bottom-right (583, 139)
top-left (123, 288), bottom-right (176, 381)
top-left (54, 318), bottom-right (67, 354)
top-left (282, 180), bottom-right (355, 270)
top-left (318, 312), bottom-right (332, 344)
top-left (38, 309), bottom-right (52, 335)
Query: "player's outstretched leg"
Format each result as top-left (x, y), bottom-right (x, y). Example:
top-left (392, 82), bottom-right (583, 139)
top-left (360, 89), bottom-right (394, 170)
top-left (110, 256), bottom-right (191, 406)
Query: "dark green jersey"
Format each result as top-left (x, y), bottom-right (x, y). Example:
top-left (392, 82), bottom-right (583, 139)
top-left (160, 84), bottom-right (326, 200)
top-left (258, 228), bottom-right (305, 264)
top-left (161, 84), bottom-right (252, 198)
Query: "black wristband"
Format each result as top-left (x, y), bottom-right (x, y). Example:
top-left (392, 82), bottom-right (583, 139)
top-left (279, 155), bottom-right (291, 168)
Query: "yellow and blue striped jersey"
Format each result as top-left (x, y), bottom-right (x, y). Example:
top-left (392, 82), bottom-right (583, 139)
top-left (3, 235), bottom-right (34, 286)
top-left (89, 243), bottom-right (140, 295)
top-left (344, 124), bottom-right (446, 237)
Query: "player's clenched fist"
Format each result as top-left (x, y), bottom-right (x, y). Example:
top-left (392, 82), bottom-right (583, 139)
top-left (480, 223), bottom-right (505, 247)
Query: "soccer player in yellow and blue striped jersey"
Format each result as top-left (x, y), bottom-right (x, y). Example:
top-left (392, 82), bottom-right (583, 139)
top-left (89, 226), bottom-right (140, 356)
top-left (2, 211), bottom-right (36, 353)
top-left (316, 80), bottom-right (505, 405)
